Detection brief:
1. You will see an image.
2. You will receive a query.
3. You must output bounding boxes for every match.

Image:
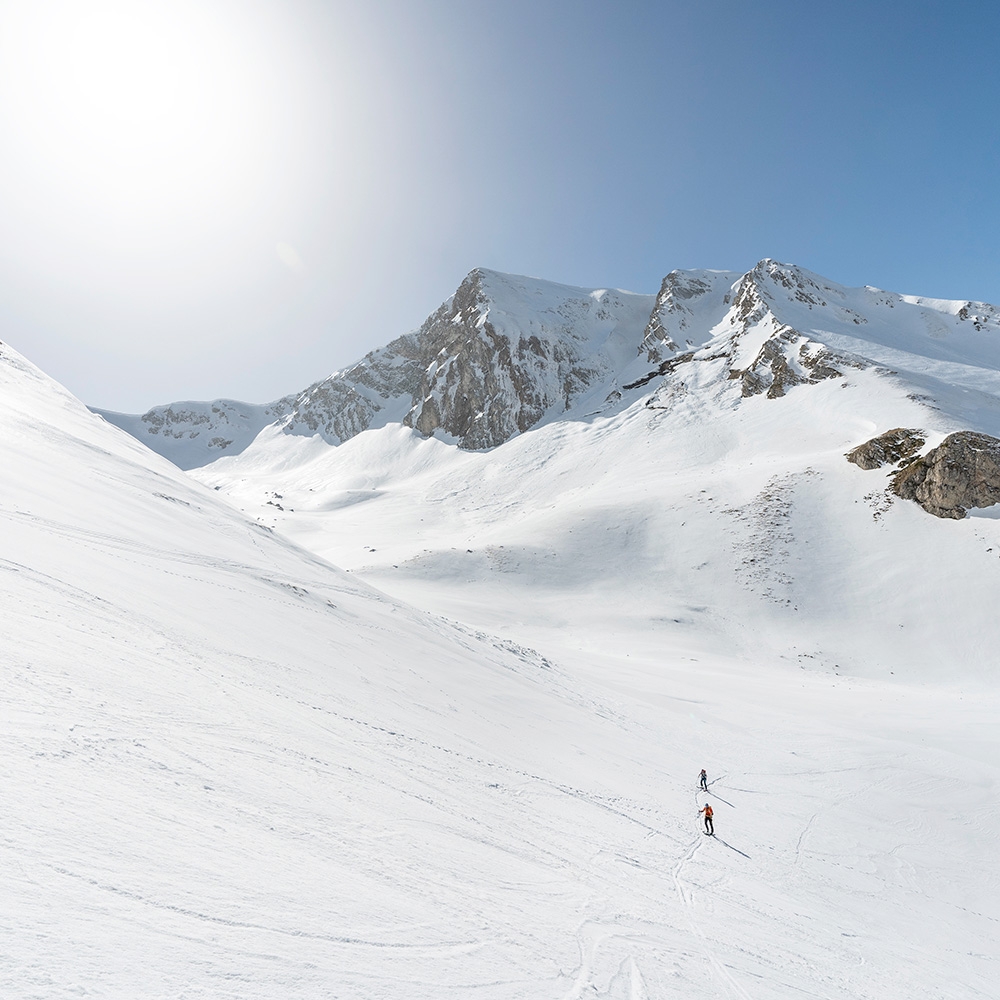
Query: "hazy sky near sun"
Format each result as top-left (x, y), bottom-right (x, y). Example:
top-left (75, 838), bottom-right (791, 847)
top-left (1, 0), bottom-right (998, 411)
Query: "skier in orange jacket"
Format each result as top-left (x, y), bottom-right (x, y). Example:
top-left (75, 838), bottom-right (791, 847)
top-left (699, 803), bottom-right (714, 835)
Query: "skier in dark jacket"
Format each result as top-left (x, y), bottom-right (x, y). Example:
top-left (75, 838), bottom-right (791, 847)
top-left (699, 769), bottom-right (708, 791)
top-left (699, 803), bottom-right (714, 835)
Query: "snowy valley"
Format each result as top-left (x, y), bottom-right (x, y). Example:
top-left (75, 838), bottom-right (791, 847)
top-left (4, 261), bottom-right (1000, 998)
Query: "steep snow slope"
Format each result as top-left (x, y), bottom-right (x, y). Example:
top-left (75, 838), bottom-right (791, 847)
top-left (4, 339), bottom-right (802, 998)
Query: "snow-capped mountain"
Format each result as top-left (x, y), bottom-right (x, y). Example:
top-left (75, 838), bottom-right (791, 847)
top-left (169, 260), bottom-right (1000, 681)
top-left (98, 260), bottom-right (1000, 473)
top-left (96, 268), bottom-right (659, 466)
top-left (657, 258), bottom-right (1000, 404)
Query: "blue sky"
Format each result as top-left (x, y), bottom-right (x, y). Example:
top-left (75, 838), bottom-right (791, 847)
top-left (1, 0), bottom-right (998, 410)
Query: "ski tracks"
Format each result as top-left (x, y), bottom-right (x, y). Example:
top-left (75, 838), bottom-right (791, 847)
top-left (672, 834), bottom-right (754, 1000)
top-left (559, 922), bottom-right (651, 1000)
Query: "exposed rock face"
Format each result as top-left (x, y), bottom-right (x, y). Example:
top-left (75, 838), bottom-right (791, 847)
top-left (279, 338), bottom-right (424, 442)
top-left (707, 262), bottom-right (869, 398)
top-left (956, 301), bottom-right (1000, 331)
top-left (846, 428), bottom-right (926, 470)
top-left (629, 261), bottom-right (867, 400)
top-left (729, 327), bottom-right (852, 399)
top-left (639, 269), bottom-right (739, 363)
top-left (891, 431), bottom-right (1000, 518)
top-left (281, 268), bottom-right (656, 451)
top-left (95, 258), bottom-right (1000, 472)
top-left (402, 269), bottom-right (577, 448)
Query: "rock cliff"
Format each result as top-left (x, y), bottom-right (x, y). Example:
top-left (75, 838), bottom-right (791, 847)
top-left (891, 431), bottom-right (1000, 518)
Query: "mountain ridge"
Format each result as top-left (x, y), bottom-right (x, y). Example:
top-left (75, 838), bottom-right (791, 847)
top-left (95, 259), bottom-right (1000, 472)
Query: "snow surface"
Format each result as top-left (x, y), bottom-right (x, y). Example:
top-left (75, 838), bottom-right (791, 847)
top-left (5, 256), bottom-right (1000, 999)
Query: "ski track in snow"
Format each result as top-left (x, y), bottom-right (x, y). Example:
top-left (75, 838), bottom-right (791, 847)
top-left (672, 831), bottom-right (753, 1000)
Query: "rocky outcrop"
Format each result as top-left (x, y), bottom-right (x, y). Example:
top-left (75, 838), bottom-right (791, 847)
top-left (639, 269), bottom-right (739, 363)
top-left (695, 261), bottom-right (869, 399)
top-left (279, 339), bottom-right (425, 442)
top-left (95, 398), bottom-right (294, 470)
top-left (891, 431), bottom-right (1000, 518)
top-left (728, 326), bottom-right (856, 399)
top-left (846, 428), bottom-right (925, 470)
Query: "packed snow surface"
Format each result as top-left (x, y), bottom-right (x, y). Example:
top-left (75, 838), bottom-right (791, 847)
top-left (5, 260), bottom-right (1000, 999)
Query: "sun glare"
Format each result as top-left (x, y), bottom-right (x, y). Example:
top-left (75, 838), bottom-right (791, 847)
top-left (0, 1), bottom-right (286, 245)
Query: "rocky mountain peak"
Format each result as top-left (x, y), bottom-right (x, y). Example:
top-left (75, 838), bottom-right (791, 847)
top-left (640, 268), bottom-right (740, 362)
top-left (399, 269), bottom-right (655, 448)
top-left (94, 262), bottom-right (1000, 477)
top-left (258, 268), bottom-right (657, 453)
top-left (724, 260), bottom-right (839, 330)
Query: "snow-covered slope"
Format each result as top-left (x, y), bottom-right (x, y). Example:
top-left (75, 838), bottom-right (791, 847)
top-left (8, 251), bottom-right (1000, 1000)
top-left (186, 263), bottom-right (1000, 994)
top-left (9, 339), bottom-right (758, 997)
top-left (196, 347), bottom-right (1000, 679)
top-left (191, 261), bottom-right (1000, 681)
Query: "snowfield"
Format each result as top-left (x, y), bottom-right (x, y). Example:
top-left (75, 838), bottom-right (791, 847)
top-left (5, 261), bottom-right (1000, 999)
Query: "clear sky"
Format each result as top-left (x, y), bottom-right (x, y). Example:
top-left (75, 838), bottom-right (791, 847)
top-left (1, 0), bottom-right (998, 412)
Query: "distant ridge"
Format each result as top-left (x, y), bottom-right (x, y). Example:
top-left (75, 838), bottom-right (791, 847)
top-left (95, 261), bottom-right (1000, 469)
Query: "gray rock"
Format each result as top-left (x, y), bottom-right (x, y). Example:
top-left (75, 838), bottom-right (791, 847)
top-left (891, 431), bottom-right (1000, 518)
top-left (846, 428), bottom-right (925, 470)
top-left (730, 327), bottom-right (850, 399)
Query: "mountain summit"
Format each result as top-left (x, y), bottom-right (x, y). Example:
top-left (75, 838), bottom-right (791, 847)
top-left (96, 260), bottom-right (1000, 472)
top-left (96, 268), bottom-right (656, 465)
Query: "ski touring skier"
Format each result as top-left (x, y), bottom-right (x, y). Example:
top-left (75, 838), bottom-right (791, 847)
top-left (699, 769), bottom-right (708, 791)
top-left (699, 803), bottom-right (714, 835)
